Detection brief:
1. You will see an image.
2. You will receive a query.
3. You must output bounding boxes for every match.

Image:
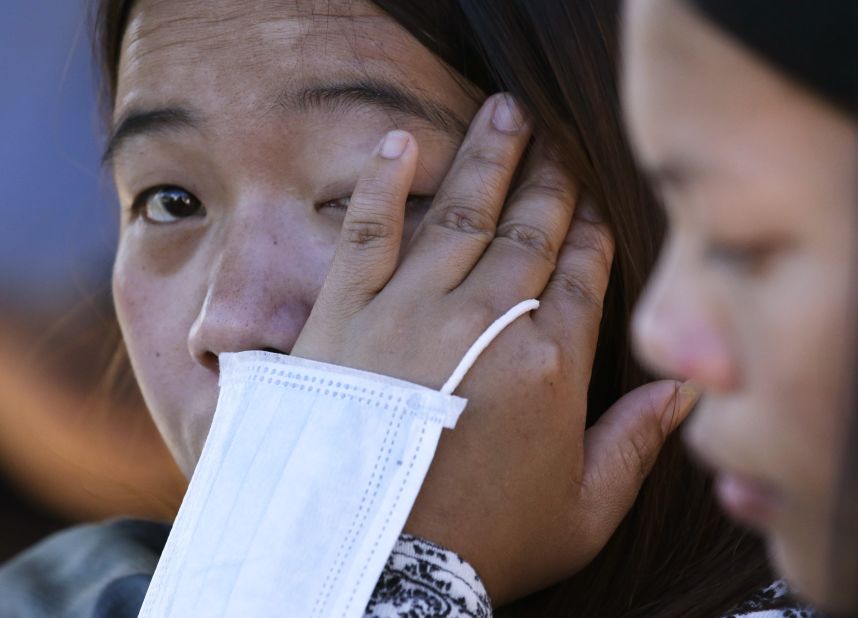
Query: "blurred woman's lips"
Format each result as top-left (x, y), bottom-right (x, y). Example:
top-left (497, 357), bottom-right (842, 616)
top-left (685, 426), bottom-right (784, 528)
top-left (714, 472), bottom-right (783, 528)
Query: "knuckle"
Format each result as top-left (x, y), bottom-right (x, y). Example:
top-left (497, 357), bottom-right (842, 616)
top-left (573, 221), bottom-right (611, 253)
top-left (538, 339), bottom-right (567, 378)
top-left (495, 221), bottom-right (557, 263)
top-left (431, 199), bottom-right (497, 241)
top-left (515, 177), bottom-right (575, 209)
top-left (549, 270), bottom-right (605, 311)
top-left (571, 220), bottom-right (615, 265)
top-left (464, 303), bottom-right (502, 337)
top-left (451, 295), bottom-right (497, 327)
top-left (342, 217), bottom-right (396, 249)
top-left (520, 336), bottom-right (567, 383)
top-left (461, 144), bottom-right (514, 178)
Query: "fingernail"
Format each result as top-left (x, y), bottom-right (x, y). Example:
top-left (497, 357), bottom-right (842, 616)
top-left (678, 381), bottom-right (702, 415)
top-left (491, 94), bottom-right (526, 134)
top-left (379, 130), bottom-right (410, 160)
top-left (664, 381), bottom-right (702, 434)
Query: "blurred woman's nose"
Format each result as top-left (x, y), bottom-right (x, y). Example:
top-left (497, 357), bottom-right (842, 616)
top-left (187, 203), bottom-right (327, 371)
top-left (632, 244), bottom-right (738, 391)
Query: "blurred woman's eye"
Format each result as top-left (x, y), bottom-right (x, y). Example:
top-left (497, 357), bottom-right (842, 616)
top-left (131, 186), bottom-right (204, 224)
top-left (318, 195), bottom-right (433, 215)
top-left (703, 238), bottom-right (790, 276)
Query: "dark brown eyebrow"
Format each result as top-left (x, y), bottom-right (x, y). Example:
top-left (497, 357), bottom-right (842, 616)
top-left (103, 107), bottom-right (200, 166)
top-left (286, 79), bottom-right (469, 137)
top-left (103, 79), bottom-right (469, 167)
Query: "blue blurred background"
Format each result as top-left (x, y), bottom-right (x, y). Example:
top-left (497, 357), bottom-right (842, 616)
top-left (0, 0), bottom-right (115, 315)
top-left (0, 1), bottom-right (183, 562)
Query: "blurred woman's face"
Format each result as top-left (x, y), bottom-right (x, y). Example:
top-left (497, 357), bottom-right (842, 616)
top-left (110, 0), bottom-right (478, 477)
top-left (623, 0), bottom-right (857, 609)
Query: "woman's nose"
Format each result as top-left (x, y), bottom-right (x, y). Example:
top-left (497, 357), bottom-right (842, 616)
top-left (632, 251), bottom-right (738, 391)
top-left (187, 206), bottom-right (326, 371)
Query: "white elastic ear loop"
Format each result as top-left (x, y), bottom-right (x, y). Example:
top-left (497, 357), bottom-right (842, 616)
top-left (440, 299), bottom-right (540, 395)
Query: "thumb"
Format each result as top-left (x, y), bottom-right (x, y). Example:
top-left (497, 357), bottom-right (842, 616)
top-left (576, 380), bottom-right (701, 542)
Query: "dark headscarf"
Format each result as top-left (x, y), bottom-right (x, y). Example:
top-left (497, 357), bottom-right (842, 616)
top-left (689, 0), bottom-right (858, 117)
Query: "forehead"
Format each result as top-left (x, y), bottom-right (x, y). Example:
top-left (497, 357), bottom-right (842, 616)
top-left (624, 0), bottom-right (849, 190)
top-left (623, 0), bottom-right (742, 174)
top-left (115, 0), bottom-right (474, 122)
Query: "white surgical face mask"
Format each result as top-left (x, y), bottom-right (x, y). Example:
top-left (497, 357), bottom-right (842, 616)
top-left (139, 351), bottom-right (467, 617)
top-left (139, 299), bottom-right (538, 617)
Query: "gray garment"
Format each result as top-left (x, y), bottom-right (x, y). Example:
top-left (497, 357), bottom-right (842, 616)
top-left (0, 519), bottom-right (165, 617)
top-left (0, 518), bottom-right (813, 618)
top-left (0, 520), bottom-right (491, 617)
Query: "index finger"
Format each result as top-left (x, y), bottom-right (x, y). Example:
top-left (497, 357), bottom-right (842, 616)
top-left (319, 130), bottom-right (419, 310)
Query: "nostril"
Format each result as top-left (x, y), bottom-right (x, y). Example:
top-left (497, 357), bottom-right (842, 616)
top-left (199, 348), bottom-right (284, 371)
top-left (262, 347), bottom-right (286, 355)
top-left (202, 351), bottom-right (219, 372)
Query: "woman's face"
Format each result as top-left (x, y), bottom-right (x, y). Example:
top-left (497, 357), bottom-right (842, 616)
top-left (110, 0), bottom-right (478, 477)
top-left (623, 0), bottom-right (857, 609)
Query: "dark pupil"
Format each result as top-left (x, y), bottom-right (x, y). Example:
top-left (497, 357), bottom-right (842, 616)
top-left (159, 188), bottom-right (197, 217)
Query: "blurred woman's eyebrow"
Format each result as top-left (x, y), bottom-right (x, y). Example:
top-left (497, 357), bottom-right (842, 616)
top-left (642, 158), bottom-right (708, 195)
top-left (103, 79), bottom-right (468, 167)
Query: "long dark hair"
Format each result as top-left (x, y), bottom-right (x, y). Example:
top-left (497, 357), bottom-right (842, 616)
top-left (93, 0), bottom-right (776, 615)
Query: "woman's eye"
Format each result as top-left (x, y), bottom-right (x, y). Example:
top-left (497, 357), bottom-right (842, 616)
top-left (703, 239), bottom-right (788, 276)
top-left (132, 186), bottom-right (204, 224)
top-left (319, 196), bottom-right (352, 212)
top-left (318, 195), bottom-right (433, 215)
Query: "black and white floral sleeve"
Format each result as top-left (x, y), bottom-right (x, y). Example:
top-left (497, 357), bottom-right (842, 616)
top-left (364, 534), bottom-right (492, 617)
top-left (363, 544), bottom-right (822, 618)
top-left (724, 581), bottom-right (822, 618)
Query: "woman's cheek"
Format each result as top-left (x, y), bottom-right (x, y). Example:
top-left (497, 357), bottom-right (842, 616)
top-left (743, 254), bottom-right (850, 497)
top-left (113, 236), bottom-right (202, 392)
top-left (122, 217), bottom-right (208, 278)
top-left (113, 237), bottom-right (149, 351)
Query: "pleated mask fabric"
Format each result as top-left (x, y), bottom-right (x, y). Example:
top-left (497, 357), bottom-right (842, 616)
top-left (138, 351), bottom-right (467, 618)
